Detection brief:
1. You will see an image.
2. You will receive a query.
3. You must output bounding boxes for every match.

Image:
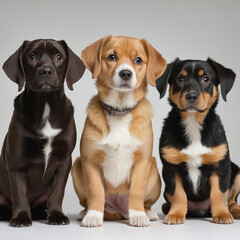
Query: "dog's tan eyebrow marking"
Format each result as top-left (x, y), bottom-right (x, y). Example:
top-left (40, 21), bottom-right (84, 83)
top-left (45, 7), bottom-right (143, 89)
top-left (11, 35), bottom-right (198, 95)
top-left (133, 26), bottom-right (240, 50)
top-left (198, 69), bottom-right (204, 76)
top-left (181, 70), bottom-right (188, 76)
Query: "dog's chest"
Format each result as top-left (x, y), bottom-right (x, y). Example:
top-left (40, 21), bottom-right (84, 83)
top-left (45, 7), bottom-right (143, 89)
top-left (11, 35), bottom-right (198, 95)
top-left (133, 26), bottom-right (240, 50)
top-left (97, 113), bottom-right (141, 187)
top-left (181, 115), bottom-right (211, 194)
top-left (40, 103), bottom-right (62, 170)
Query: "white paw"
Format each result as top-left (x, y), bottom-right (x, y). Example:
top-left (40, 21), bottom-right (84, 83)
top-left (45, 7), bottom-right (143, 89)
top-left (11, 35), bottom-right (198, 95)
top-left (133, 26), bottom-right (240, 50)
top-left (145, 210), bottom-right (159, 221)
top-left (81, 210), bottom-right (103, 227)
top-left (129, 209), bottom-right (150, 227)
top-left (77, 210), bottom-right (87, 221)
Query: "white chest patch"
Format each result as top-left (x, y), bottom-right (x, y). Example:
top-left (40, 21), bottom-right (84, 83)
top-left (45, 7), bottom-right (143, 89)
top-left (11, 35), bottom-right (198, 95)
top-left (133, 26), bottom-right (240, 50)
top-left (40, 103), bottom-right (62, 170)
top-left (181, 114), bottom-right (211, 194)
top-left (97, 113), bottom-right (141, 187)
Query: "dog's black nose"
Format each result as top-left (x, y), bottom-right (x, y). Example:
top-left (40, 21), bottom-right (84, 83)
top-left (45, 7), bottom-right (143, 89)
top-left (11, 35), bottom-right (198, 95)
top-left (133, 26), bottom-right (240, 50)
top-left (186, 92), bottom-right (199, 103)
top-left (39, 67), bottom-right (53, 76)
top-left (119, 70), bottom-right (132, 81)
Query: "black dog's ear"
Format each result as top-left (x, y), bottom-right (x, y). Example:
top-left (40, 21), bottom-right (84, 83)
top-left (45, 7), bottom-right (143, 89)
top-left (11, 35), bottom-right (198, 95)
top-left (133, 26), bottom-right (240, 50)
top-left (2, 42), bottom-right (26, 91)
top-left (207, 58), bottom-right (236, 102)
top-left (61, 41), bottom-right (86, 90)
top-left (155, 58), bottom-right (179, 99)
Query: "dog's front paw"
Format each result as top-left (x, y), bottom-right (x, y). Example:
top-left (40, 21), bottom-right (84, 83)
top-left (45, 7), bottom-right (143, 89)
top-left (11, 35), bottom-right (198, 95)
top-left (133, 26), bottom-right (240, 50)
top-left (213, 213), bottom-right (234, 224)
top-left (47, 210), bottom-right (70, 225)
top-left (10, 212), bottom-right (32, 227)
top-left (164, 213), bottom-right (185, 225)
top-left (129, 209), bottom-right (150, 227)
top-left (81, 210), bottom-right (103, 227)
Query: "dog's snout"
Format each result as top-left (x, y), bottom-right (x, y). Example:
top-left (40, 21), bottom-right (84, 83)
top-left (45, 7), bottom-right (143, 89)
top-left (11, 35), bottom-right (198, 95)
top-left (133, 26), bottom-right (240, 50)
top-left (39, 67), bottom-right (53, 76)
top-left (119, 70), bottom-right (132, 81)
top-left (185, 91), bottom-right (199, 103)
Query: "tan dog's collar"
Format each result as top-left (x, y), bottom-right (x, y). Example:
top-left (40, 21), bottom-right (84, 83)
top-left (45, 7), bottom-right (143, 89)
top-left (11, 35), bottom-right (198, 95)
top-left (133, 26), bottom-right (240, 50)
top-left (100, 101), bottom-right (138, 116)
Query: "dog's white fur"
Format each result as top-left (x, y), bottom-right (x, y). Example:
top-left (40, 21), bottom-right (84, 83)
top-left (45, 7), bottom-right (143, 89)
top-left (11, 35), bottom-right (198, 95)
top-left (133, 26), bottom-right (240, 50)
top-left (81, 210), bottom-right (103, 227)
top-left (129, 209), bottom-right (150, 227)
top-left (181, 114), bottom-right (211, 194)
top-left (113, 63), bottom-right (137, 91)
top-left (40, 103), bottom-right (62, 171)
top-left (98, 112), bottom-right (141, 188)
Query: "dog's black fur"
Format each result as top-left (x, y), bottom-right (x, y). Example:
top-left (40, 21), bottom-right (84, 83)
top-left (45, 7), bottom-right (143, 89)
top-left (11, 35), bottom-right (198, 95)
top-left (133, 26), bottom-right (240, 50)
top-left (156, 58), bottom-right (240, 223)
top-left (0, 39), bottom-right (85, 227)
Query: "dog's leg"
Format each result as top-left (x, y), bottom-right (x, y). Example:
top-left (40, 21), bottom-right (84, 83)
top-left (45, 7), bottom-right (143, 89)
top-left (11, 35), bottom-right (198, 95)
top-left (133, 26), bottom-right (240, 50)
top-left (209, 173), bottom-right (234, 224)
top-left (163, 174), bottom-right (187, 224)
top-left (9, 171), bottom-right (32, 227)
top-left (144, 157), bottom-right (161, 221)
top-left (80, 157), bottom-right (105, 227)
top-left (128, 152), bottom-right (152, 227)
top-left (47, 157), bottom-right (71, 225)
top-left (229, 174), bottom-right (240, 219)
top-left (72, 157), bottom-right (88, 221)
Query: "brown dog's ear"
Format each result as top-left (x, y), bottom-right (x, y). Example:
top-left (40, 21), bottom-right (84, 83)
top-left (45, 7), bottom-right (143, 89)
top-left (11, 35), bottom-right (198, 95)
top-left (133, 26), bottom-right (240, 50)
top-left (207, 58), bottom-right (236, 102)
top-left (61, 41), bottom-right (86, 90)
top-left (81, 35), bottom-right (112, 79)
top-left (2, 43), bottom-right (26, 91)
top-left (155, 58), bottom-right (180, 99)
top-left (141, 39), bottom-right (167, 87)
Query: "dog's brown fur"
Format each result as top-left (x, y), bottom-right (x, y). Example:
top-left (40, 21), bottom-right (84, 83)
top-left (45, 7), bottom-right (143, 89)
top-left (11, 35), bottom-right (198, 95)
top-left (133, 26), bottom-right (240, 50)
top-left (72, 36), bottom-right (166, 227)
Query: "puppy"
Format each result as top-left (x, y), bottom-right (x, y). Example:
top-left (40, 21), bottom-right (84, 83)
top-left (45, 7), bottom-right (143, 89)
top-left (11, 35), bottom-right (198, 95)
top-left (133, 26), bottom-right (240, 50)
top-left (72, 35), bottom-right (166, 227)
top-left (0, 39), bottom-right (85, 227)
top-left (156, 58), bottom-right (240, 224)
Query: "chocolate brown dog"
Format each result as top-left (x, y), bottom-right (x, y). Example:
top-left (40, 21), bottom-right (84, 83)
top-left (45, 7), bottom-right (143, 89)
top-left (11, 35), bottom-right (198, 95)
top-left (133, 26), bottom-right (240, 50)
top-left (0, 39), bottom-right (85, 227)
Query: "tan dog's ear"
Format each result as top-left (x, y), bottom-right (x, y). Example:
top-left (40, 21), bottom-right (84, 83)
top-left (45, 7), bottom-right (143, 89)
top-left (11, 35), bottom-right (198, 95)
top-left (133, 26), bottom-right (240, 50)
top-left (142, 39), bottom-right (167, 86)
top-left (81, 35), bottom-right (112, 79)
top-left (2, 41), bottom-right (27, 91)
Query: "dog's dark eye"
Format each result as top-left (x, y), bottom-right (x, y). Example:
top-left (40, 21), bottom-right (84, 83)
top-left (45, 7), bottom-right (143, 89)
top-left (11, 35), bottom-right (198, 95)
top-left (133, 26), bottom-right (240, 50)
top-left (56, 54), bottom-right (62, 60)
top-left (29, 54), bottom-right (36, 61)
top-left (134, 57), bottom-right (143, 65)
top-left (202, 75), bottom-right (209, 83)
top-left (177, 76), bottom-right (184, 82)
top-left (107, 54), bottom-right (117, 62)
top-left (176, 76), bottom-right (184, 87)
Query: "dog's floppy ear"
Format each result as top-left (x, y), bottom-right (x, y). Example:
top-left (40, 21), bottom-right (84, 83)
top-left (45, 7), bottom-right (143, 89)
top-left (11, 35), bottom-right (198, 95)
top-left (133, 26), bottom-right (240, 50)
top-left (81, 35), bottom-right (112, 79)
top-left (141, 39), bottom-right (167, 87)
top-left (155, 58), bottom-right (179, 99)
top-left (207, 58), bottom-right (236, 102)
top-left (61, 41), bottom-right (86, 90)
top-left (2, 42), bottom-right (26, 91)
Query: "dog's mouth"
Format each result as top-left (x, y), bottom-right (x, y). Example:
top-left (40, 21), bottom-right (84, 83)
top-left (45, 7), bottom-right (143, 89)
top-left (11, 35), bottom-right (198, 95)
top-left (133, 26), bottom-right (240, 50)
top-left (28, 81), bottom-right (62, 92)
top-left (115, 82), bottom-right (135, 92)
top-left (180, 106), bottom-right (206, 113)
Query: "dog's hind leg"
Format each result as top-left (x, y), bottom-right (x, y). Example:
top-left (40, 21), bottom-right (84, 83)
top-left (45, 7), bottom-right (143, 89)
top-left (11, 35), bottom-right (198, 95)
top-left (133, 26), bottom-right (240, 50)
top-left (229, 173), bottom-right (240, 219)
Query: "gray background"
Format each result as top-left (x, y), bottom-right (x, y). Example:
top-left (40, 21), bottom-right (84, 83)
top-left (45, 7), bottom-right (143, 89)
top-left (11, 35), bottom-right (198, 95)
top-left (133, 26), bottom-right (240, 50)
top-left (0, 0), bottom-right (239, 215)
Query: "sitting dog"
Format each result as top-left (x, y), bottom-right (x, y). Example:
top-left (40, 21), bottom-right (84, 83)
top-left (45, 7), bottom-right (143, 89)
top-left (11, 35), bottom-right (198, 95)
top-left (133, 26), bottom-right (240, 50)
top-left (72, 35), bottom-right (166, 227)
top-left (156, 58), bottom-right (240, 224)
top-left (0, 39), bottom-right (85, 227)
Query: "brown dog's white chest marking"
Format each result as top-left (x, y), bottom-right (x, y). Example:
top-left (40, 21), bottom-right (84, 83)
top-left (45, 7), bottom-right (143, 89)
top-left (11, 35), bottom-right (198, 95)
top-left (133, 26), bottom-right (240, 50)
top-left (98, 110), bottom-right (141, 187)
top-left (40, 103), bottom-right (62, 171)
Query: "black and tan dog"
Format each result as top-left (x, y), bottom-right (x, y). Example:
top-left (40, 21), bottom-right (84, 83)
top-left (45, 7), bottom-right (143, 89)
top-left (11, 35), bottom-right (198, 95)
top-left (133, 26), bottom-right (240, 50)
top-left (0, 39), bottom-right (85, 227)
top-left (156, 58), bottom-right (240, 224)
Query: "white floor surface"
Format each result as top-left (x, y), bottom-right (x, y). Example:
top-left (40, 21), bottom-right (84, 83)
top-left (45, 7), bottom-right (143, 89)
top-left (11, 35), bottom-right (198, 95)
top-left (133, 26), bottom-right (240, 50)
top-left (1, 214), bottom-right (240, 240)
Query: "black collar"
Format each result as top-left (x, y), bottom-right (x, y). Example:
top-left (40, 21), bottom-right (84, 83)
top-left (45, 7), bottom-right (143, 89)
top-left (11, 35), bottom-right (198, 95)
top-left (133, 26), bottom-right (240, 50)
top-left (100, 101), bottom-right (138, 116)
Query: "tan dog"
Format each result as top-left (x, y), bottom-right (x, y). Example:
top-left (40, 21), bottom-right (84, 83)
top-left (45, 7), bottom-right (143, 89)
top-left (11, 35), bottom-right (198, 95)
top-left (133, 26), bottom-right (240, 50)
top-left (72, 35), bottom-right (166, 227)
